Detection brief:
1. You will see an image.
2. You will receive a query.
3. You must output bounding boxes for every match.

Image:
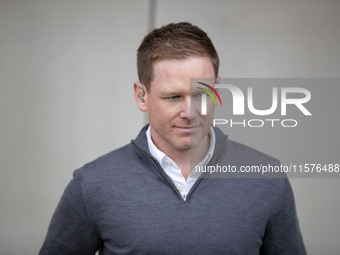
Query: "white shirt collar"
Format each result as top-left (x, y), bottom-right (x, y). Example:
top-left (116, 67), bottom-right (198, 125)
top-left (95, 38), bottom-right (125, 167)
top-left (146, 126), bottom-right (215, 174)
top-left (146, 125), bottom-right (215, 199)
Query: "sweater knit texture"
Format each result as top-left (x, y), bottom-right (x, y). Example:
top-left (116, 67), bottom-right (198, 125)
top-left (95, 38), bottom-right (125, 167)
top-left (40, 125), bottom-right (306, 255)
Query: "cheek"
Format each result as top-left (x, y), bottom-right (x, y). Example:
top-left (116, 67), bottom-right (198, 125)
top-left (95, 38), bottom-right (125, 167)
top-left (147, 100), bottom-right (183, 123)
top-left (204, 100), bottom-right (216, 116)
top-left (207, 97), bottom-right (216, 107)
top-left (148, 108), bottom-right (171, 126)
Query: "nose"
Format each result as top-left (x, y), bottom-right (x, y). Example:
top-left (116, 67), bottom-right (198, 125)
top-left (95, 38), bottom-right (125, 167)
top-left (179, 96), bottom-right (198, 120)
top-left (179, 96), bottom-right (190, 119)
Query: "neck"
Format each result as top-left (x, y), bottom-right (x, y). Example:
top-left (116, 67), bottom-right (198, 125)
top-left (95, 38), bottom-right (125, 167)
top-left (151, 132), bottom-right (211, 180)
top-left (177, 138), bottom-right (210, 180)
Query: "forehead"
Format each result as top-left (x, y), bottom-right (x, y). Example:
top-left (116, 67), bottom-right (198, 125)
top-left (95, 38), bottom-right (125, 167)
top-left (150, 57), bottom-right (215, 93)
top-left (153, 56), bottom-right (214, 77)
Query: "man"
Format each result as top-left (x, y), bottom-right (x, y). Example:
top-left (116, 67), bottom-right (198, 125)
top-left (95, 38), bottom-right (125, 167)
top-left (40, 22), bottom-right (306, 254)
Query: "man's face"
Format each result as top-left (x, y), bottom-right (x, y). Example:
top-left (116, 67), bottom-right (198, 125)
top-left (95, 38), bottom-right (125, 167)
top-left (143, 56), bottom-right (216, 154)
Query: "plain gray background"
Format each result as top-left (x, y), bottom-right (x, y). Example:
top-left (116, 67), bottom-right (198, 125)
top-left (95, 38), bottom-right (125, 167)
top-left (0, 0), bottom-right (339, 254)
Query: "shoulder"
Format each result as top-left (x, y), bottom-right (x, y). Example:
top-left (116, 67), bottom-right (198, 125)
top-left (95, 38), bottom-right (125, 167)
top-left (211, 127), bottom-right (283, 179)
top-left (226, 139), bottom-right (280, 165)
top-left (213, 127), bottom-right (279, 165)
top-left (214, 136), bottom-right (280, 169)
top-left (73, 142), bottom-right (141, 187)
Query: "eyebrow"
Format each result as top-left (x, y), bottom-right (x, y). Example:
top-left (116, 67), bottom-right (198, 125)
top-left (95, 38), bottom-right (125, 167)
top-left (158, 88), bottom-right (189, 97)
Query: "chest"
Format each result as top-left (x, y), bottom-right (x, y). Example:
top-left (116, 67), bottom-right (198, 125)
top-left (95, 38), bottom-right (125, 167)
top-left (91, 179), bottom-right (274, 254)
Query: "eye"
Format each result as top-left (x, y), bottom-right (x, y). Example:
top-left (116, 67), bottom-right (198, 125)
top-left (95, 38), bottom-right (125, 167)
top-left (166, 96), bottom-right (180, 101)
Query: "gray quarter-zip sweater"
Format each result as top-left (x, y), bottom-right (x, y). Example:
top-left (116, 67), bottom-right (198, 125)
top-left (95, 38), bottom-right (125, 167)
top-left (40, 125), bottom-right (306, 255)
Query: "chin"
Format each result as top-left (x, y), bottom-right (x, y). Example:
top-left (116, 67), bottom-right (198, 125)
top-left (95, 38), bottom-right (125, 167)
top-left (171, 139), bottom-right (191, 151)
top-left (189, 132), bottom-right (209, 149)
top-left (177, 142), bottom-right (191, 151)
top-left (179, 145), bottom-right (191, 151)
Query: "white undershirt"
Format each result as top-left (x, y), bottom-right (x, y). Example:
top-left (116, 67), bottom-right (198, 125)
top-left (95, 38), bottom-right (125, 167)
top-left (146, 126), bottom-right (215, 200)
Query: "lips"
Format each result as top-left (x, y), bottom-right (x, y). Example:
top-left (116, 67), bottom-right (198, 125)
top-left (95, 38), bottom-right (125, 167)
top-left (174, 125), bottom-right (200, 130)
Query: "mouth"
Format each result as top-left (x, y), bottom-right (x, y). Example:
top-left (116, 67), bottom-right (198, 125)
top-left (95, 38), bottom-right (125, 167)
top-left (174, 125), bottom-right (200, 131)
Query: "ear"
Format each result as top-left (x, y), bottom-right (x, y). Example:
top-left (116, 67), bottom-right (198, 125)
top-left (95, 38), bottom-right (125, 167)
top-left (134, 81), bottom-right (148, 112)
